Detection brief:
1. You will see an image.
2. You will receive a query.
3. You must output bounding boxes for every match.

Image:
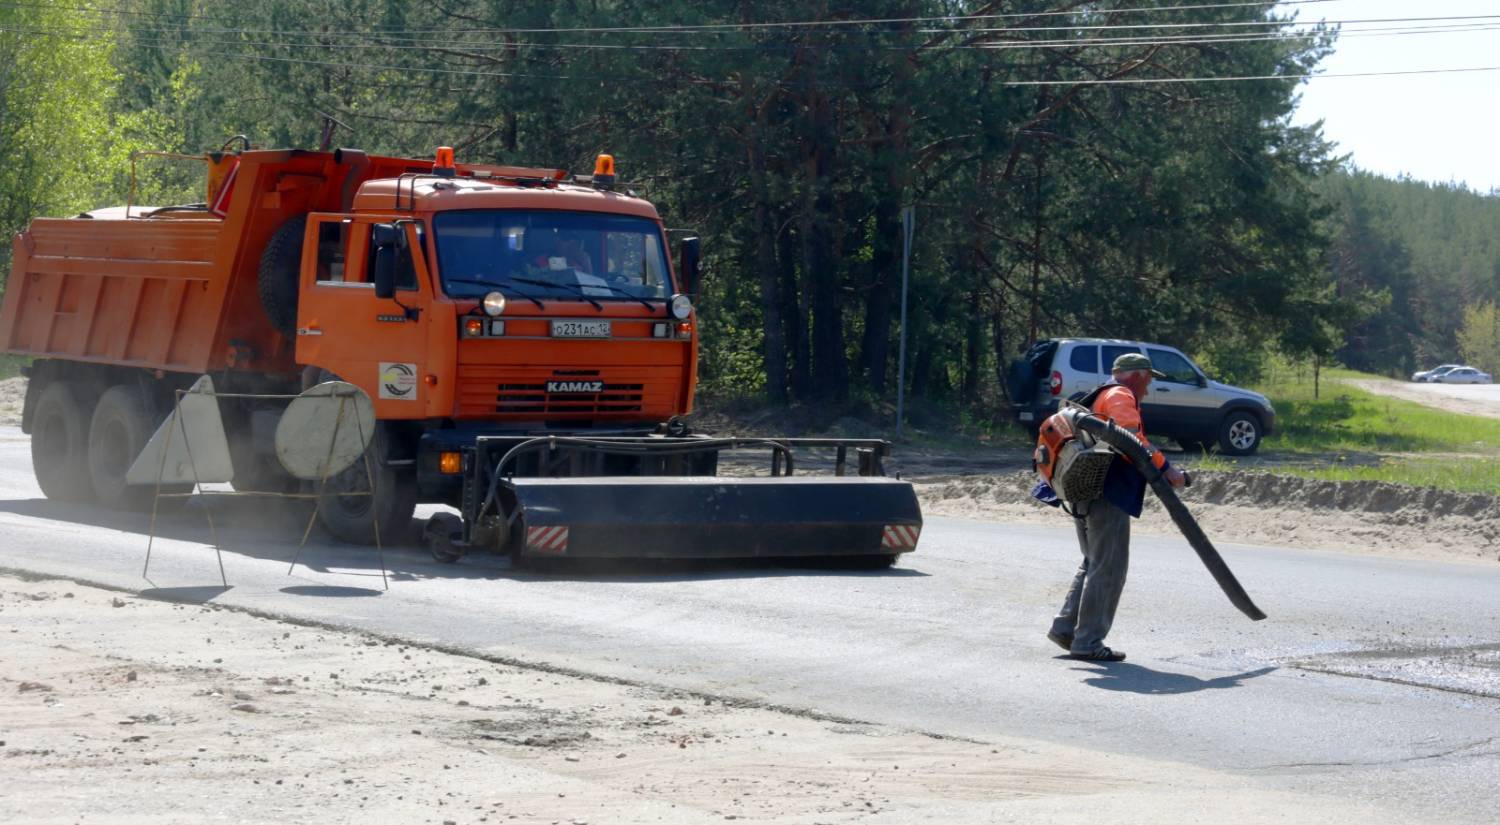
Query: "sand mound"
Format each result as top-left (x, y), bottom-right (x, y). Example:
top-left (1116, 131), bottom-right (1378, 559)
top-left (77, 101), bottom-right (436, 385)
top-left (918, 470), bottom-right (1500, 564)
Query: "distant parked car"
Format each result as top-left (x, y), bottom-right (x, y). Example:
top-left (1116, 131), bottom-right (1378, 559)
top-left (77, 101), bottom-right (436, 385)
top-left (1412, 364), bottom-right (1462, 382)
top-left (1433, 366), bottom-right (1492, 384)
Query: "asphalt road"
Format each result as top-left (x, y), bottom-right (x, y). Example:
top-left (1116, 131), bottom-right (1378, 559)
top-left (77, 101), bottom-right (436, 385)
top-left (2, 425), bottom-right (1498, 821)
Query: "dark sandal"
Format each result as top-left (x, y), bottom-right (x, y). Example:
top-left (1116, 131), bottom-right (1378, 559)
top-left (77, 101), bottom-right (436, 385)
top-left (1046, 630), bottom-right (1074, 651)
top-left (1069, 646), bottom-right (1126, 662)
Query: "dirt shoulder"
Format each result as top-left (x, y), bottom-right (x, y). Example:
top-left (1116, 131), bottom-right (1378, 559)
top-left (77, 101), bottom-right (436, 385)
top-left (0, 378), bottom-right (23, 428)
top-left (0, 573), bottom-right (1387, 825)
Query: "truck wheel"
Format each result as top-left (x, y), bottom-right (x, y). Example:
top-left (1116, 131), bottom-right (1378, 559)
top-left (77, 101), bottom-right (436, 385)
top-left (422, 512), bottom-right (465, 563)
top-left (31, 380), bottom-right (95, 502)
top-left (258, 215), bottom-right (307, 334)
top-left (87, 385), bottom-right (156, 509)
top-left (317, 460), bottom-right (418, 545)
top-left (1217, 411), bottom-right (1262, 456)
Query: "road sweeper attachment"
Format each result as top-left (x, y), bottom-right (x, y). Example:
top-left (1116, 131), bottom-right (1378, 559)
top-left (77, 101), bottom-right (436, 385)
top-left (424, 435), bottom-right (924, 565)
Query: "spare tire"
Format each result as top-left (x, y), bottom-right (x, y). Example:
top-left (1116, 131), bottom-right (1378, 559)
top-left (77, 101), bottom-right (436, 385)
top-left (258, 215), bottom-right (307, 334)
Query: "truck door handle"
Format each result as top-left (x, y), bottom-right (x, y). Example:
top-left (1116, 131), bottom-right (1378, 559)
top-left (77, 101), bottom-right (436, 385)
top-left (1157, 387), bottom-right (1171, 392)
top-left (297, 327), bottom-right (322, 337)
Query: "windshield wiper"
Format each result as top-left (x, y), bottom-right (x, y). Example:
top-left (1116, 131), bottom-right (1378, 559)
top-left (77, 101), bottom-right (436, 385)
top-left (510, 276), bottom-right (604, 311)
top-left (579, 279), bottom-right (658, 311)
top-left (513, 275), bottom-right (657, 312)
top-left (444, 277), bottom-right (545, 310)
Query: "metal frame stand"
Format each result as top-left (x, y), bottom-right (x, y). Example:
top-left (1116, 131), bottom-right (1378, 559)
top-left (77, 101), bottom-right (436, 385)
top-left (143, 384), bottom-right (388, 591)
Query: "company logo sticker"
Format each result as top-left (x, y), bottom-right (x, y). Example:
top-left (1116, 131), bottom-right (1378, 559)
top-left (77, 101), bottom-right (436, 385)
top-left (379, 362), bottom-right (418, 400)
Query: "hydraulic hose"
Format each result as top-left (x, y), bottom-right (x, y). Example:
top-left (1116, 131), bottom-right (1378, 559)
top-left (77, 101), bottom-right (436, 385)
top-left (1069, 410), bottom-right (1267, 621)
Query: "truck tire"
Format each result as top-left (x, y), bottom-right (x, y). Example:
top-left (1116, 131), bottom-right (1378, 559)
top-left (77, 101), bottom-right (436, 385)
top-left (87, 385), bottom-right (156, 509)
top-left (1217, 411), bottom-right (1262, 456)
top-left (31, 380), bottom-right (95, 502)
top-left (316, 459), bottom-right (418, 545)
top-left (258, 215), bottom-right (307, 334)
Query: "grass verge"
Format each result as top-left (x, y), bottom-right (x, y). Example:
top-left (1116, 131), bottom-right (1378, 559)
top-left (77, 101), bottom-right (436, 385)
top-left (0, 353), bottom-right (29, 380)
top-left (1191, 364), bottom-right (1500, 493)
top-left (1195, 452), bottom-right (1500, 495)
top-left (1255, 366), bottom-right (1500, 454)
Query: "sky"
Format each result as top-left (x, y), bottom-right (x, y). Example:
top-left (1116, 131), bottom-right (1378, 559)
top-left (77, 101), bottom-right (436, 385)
top-left (1278, 0), bottom-right (1500, 192)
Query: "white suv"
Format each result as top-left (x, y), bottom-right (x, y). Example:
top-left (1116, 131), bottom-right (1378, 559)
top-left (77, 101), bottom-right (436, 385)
top-left (1008, 338), bottom-right (1277, 455)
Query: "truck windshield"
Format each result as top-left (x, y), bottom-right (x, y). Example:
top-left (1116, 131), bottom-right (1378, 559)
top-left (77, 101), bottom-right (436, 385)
top-left (433, 210), bottom-right (672, 302)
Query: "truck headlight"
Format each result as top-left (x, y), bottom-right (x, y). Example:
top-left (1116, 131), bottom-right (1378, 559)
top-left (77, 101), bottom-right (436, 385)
top-left (670, 294), bottom-right (692, 320)
top-left (482, 291), bottom-right (507, 317)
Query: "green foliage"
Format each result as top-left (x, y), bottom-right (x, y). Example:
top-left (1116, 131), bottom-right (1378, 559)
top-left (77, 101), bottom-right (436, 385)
top-left (0, 353), bottom-right (30, 379)
top-left (1195, 334), bottom-right (1271, 387)
top-left (0, 1), bottom-right (134, 277)
top-left (1, 1), bottom-right (1353, 417)
top-left (1318, 169), bottom-right (1500, 374)
top-left (1456, 301), bottom-right (1500, 377)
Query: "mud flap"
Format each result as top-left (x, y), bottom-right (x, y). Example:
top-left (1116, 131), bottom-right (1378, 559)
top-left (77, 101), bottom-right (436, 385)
top-left (506, 475), bottom-right (923, 559)
top-left (1071, 412), bottom-right (1267, 621)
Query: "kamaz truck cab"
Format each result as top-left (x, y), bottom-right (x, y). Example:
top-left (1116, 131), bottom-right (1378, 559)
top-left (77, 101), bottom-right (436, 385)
top-left (4, 143), bottom-right (921, 565)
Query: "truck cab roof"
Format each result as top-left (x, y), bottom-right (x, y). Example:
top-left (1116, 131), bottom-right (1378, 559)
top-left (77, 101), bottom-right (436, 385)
top-left (354, 175), bottom-right (662, 221)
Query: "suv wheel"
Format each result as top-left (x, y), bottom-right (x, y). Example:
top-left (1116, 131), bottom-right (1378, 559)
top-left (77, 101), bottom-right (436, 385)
top-left (1217, 411), bottom-right (1262, 456)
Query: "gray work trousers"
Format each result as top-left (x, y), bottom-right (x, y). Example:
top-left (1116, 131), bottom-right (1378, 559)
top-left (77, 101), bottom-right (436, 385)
top-left (1051, 498), bottom-right (1131, 654)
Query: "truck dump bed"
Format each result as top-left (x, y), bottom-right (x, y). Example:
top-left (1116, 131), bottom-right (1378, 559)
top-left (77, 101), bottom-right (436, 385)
top-left (3, 214), bottom-right (229, 372)
top-left (0, 149), bottom-right (452, 376)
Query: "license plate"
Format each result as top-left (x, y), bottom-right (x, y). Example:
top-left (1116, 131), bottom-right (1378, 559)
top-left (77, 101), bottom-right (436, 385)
top-left (551, 320), bottom-right (612, 338)
top-left (1018, 411), bottom-right (1034, 422)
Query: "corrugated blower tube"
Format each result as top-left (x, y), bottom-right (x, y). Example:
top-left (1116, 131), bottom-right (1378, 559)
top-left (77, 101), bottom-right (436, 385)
top-left (1067, 409), bottom-right (1267, 621)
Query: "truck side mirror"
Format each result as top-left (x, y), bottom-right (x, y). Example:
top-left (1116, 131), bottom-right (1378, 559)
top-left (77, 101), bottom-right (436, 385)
top-left (372, 223), bottom-right (399, 299)
top-left (679, 236), bottom-right (701, 297)
top-left (373, 247), bottom-right (397, 299)
top-left (371, 222), bottom-right (400, 247)
top-left (1195, 373), bottom-right (1208, 388)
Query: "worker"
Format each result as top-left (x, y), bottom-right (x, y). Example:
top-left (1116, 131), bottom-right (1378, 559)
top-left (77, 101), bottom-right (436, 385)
top-left (1047, 352), bottom-right (1187, 662)
top-left (557, 231), bottom-right (595, 274)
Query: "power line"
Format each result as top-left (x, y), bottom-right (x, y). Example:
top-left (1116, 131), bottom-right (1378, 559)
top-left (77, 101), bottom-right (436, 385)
top-left (997, 63), bottom-right (1500, 86)
top-left (11, 11), bottom-right (1497, 55)
top-left (21, 18), bottom-right (1495, 54)
top-left (76, 33), bottom-right (1500, 90)
top-left (0, 0), bottom-right (1344, 36)
top-left (19, 17), bottom-right (1500, 57)
top-left (17, 4), bottom-right (1499, 47)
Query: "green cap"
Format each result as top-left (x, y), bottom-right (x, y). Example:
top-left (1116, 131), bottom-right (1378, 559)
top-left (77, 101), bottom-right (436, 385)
top-left (1112, 352), bottom-right (1167, 378)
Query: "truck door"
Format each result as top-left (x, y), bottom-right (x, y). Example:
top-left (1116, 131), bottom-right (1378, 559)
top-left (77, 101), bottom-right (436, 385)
top-left (295, 215), bottom-right (431, 419)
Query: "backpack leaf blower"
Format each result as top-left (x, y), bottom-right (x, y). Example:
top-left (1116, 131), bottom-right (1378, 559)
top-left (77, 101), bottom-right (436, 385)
top-left (1061, 408), bottom-right (1267, 621)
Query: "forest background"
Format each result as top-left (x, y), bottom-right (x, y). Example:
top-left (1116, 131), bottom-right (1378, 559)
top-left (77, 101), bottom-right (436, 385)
top-left (3, 0), bottom-right (1500, 424)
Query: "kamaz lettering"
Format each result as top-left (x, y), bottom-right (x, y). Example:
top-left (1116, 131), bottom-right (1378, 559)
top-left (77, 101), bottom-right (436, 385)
top-left (547, 380), bottom-right (604, 393)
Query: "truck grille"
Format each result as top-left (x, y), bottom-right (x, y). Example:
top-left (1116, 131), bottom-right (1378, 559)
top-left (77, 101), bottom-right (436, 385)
top-left (457, 367), bottom-right (678, 419)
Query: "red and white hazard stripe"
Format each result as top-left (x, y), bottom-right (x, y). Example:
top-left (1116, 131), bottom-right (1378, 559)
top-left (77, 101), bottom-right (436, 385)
top-left (208, 159), bottom-right (239, 218)
top-left (526, 525), bottom-right (570, 555)
top-left (881, 524), bottom-right (921, 551)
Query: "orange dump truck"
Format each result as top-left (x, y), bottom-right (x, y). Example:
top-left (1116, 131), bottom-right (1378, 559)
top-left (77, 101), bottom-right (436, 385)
top-left (0, 143), bottom-right (922, 563)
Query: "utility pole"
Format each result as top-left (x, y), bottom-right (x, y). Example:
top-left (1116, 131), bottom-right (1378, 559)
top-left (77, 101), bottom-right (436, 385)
top-left (895, 205), bottom-right (914, 438)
